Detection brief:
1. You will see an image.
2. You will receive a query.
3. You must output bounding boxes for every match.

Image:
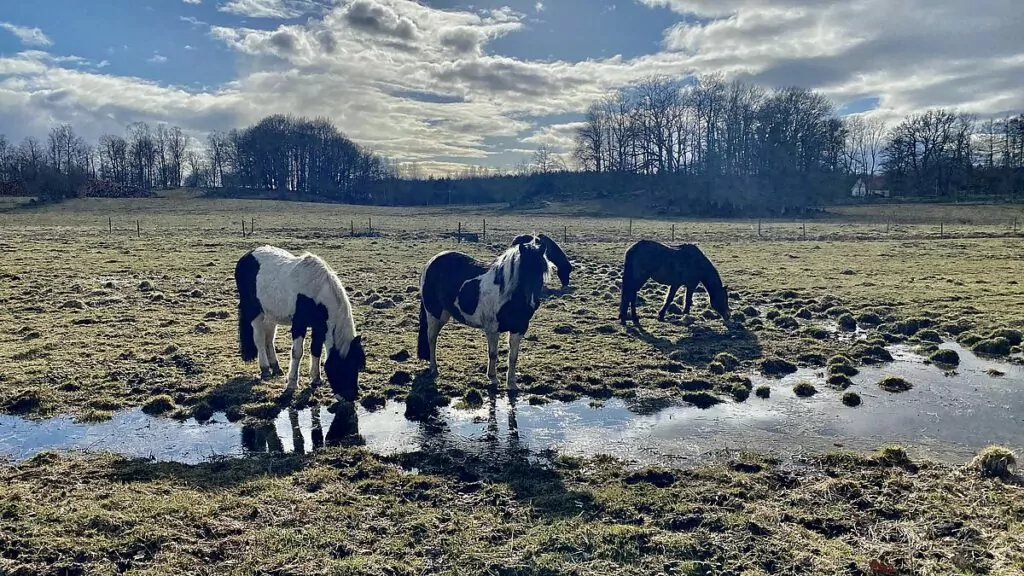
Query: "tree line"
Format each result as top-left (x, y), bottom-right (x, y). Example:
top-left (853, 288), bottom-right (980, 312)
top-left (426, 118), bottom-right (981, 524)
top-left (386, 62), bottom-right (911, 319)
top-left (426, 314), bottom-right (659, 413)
top-left (1, 74), bottom-right (1022, 213)
top-left (0, 114), bottom-right (396, 203)
top-left (569, 74), bottom-right (1024, 206)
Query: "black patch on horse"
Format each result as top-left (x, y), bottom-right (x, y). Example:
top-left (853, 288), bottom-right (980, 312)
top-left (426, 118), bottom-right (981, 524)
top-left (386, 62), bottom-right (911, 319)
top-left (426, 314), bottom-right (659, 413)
top-left (493, 265), bottom-right (505, 292)
top-left (458, 279), bottom-right (482, 315)
top-left (292, 294), bottom-right (329, 357)
top-left (234, 251), bottom-right (262, 362)
top-left (496, 297), bottom-right (534, 334)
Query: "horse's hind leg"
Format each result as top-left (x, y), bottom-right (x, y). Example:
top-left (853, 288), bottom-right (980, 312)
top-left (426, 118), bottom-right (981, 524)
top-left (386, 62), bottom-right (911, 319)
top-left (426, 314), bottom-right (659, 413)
top-left (427, 310), bottom-right (450, 376)
top-left (264, 322), bottom-right (283, 376)
top-left (658, 285), bottom-right (680, 322)
top-left (253, 320), bottom-right (272, 380)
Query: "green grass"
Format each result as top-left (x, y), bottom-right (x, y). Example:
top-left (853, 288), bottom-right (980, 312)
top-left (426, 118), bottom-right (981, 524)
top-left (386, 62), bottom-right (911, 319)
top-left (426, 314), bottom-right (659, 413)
top-left (2, 197), bottom-right (1024, 574)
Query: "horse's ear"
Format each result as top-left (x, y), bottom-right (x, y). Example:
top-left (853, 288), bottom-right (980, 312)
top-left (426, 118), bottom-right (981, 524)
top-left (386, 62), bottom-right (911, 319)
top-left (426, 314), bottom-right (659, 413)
top-left (518, 242), bottom-right (528, 254)
top-left (536, 239), bottom-right (547, 254)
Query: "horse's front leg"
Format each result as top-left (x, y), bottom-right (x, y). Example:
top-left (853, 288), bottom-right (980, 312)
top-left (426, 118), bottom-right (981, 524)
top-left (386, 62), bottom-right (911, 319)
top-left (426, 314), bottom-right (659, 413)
top-left (253, 321), bottom-right (272, 380)
top-left (264, 322), bottom-right (283, 376)
top-left (658, 285), bottom-right (680, 322)
top-left (506, 332), bottom-right (524, 390)
top-left (309, 322), bottom-right (326, 388)
top-left (682, 284), bottom-right (695, 315)
top-left (486, 330), bottom-right (499, 385)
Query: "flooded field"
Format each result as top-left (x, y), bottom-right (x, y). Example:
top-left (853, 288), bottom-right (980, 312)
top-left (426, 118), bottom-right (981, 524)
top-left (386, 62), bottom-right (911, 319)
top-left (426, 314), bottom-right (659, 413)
top-left (4, 341), bottom-right (1020, 468)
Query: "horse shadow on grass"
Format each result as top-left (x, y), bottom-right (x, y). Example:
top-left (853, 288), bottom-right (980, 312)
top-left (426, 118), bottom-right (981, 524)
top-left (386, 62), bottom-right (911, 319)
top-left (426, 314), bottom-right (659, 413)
top-left (387, 388), bottom-right (596, 518)
top-left (626, 320), bottom-right (764, 369)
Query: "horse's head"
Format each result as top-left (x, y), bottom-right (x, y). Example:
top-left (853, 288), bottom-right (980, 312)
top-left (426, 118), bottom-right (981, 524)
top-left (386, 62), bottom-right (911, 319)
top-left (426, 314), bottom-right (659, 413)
top-left (517, 239), bottom-right (549, 307)
top-left (555, 260), bottom-right (573, 290)
top-left (710, 284), bottom-right (731, 322)
top-left (324, 333), bottom-right (366, 402)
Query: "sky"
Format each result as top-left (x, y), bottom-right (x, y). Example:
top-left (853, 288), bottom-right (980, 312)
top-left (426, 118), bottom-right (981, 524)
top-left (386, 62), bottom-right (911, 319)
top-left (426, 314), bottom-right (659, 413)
top-left (1, 0), bottom-right (1022, 175)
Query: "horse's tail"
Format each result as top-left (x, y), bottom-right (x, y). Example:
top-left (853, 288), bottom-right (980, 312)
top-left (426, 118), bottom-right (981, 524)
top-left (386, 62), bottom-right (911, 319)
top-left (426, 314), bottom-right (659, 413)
top-left (619, 248), bottom-right (635, 319)
top-left (417, 300), bottom-right (431, 361)
top-left (234, 251), bottom-right (262, 363)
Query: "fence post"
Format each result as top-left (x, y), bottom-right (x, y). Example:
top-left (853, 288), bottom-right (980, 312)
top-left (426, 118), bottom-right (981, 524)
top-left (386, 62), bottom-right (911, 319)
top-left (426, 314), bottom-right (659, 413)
top-left (458, 221), bottom-right (462, 243)
top-left (241, 219), bottom-right (245, 237)
top-left (757, 219), bottom-right (762, 237)
top-left (671, 223), bottom-right (675, 241)
top-left (108, 216), bottom-right (112, 234)
top-left (563, 225), bottom-right (567, 243)
top-left (368, 217), bottom-right (372, 235)
top-left (483, 219), bottom-right (486, 241)
top-left (628, 218), bottom-right (632, 237)
top-left (137, 220), bottom-right (141, 238)
top-left (350, 220), bottom-right (354, 236)
top-left (940, 222), bottom-right (944, 237)
top-left (802, 221), bottom-right (806, 240)
top-left (251, 217), bottom-right (254, 235)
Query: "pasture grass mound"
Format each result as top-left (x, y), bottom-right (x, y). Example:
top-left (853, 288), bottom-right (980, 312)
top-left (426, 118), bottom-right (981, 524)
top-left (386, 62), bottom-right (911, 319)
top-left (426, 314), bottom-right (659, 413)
top-left (841, 391), bottom-right (861, 407)
top-left (970, 445), bottom-right (1017, 479)
top-left (971, 337), bottom-right (1013, 356)
top-left (2, 447), bottom-right (1022, 575)
top-left (928, 348), bottom-right (961, 367)
top-left (878, 376), bottom-right (913, 393)
top-left (793, 380), bottom-right (818, 397)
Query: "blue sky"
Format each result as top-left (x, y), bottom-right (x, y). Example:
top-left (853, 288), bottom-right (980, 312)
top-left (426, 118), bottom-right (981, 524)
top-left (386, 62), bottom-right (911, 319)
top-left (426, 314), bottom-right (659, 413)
top-left (1, 0), bottom-right (1022, 174)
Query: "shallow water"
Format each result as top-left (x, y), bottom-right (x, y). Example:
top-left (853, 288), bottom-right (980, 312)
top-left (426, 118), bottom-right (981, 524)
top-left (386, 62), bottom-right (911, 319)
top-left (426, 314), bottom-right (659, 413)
top-left (1, 342), bottom-right (1021, 467)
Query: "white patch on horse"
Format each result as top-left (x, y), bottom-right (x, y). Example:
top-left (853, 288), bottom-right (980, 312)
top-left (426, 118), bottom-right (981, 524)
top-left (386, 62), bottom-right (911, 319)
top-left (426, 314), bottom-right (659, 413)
top-left (249, 245), bottom-right (357, 390)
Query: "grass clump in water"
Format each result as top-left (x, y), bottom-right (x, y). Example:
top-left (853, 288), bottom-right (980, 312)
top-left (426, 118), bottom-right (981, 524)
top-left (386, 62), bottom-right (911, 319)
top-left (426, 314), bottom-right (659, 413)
top-left (759, 358), bottom-right (797, 376)
top-left (970, 445), bottom-right (1017, 479)
top-left (915, 329), bottom-right (943, 343)
top-left (971, 337), bottom-right (1012, 356)
top-left (837, 313), bottom-right (857, 332)
top-left (828, 362), bottom-right (858, 377)
top-left (988, 328), bottom-right (1023, 346)
top-left (75, 409), bottom-right (115, 423)
top-left (792, 381), bottom-right (817, 397)
top-left (878, 376), bottom-right (912, 393)
top-left (755, 386), bottom-right (770, 399)
top-left (141, 394), bottom-right (175, 415)
top-left (826, 374), bottom-right (853, 389)
top-left (841, 392), bottom-right (861, 407)
top-left (929, 348), bottom-right (960, 367)
top-left (682, 391), bottom-right (722, 409)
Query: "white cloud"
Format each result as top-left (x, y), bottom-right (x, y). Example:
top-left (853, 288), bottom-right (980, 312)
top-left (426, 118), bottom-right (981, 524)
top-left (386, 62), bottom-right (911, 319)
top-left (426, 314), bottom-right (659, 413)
top-left (0, 22), bottom-right (53, 47)
top-left (183, 0), bottom-right (203, 4)
top-left (148, 54), bottom-right (168, 64)
top-left (535, 2), bottom-right (545, 12)
top-left (0, 0), bottom-right (1022, 175)
top-left (218, 0), bottom-right (321, 19)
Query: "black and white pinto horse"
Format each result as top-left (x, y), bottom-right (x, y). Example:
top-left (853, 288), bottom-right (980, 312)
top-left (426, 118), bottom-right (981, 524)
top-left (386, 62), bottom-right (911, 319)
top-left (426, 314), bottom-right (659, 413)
top-left (509, 233), bottom-right (574, 289)
top-left (418, 239), bottom-right (549, 390)
top-left (234, 245), bottom-right (366, 403)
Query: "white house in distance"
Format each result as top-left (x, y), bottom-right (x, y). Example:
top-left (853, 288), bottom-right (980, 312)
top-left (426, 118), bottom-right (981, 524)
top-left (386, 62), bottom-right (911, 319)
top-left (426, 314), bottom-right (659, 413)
top-left (851, 175), bottom-right (890, 198)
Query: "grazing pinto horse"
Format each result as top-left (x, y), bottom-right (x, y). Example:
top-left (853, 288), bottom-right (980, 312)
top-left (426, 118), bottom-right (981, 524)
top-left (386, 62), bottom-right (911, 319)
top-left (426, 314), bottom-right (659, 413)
top-left (418, 239), bottom-right (549, 390)
top-left (619, 239), bottom-right (730, 327)
top-left (234, 245), bottom-right (366, 402)
top-left (510, 233), bottom-right (574, 289)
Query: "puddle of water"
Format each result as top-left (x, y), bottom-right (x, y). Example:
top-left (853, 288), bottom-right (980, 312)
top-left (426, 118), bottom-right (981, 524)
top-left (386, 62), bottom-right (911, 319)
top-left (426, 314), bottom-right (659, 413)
top-left (1, 343), bottom-right (1022, 467)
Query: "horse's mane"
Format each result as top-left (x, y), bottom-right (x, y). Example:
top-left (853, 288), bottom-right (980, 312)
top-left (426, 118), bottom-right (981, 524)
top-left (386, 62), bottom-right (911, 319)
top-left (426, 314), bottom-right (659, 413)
top-left (675, 243), bottom-right (724, 291)
top-left (297, 252), bottom-right (357, 343)
top-left (492, 243), bottom-right (549, 292)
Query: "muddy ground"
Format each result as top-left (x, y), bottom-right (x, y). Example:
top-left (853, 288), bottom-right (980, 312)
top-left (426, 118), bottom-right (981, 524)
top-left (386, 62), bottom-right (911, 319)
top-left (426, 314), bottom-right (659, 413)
top-left (1, 196), bottom-right (1023, 574)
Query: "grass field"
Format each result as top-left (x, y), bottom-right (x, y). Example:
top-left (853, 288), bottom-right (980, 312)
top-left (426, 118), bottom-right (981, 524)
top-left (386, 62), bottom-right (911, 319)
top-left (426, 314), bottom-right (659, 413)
top-left (1, 195), bottom-right (1023, 574)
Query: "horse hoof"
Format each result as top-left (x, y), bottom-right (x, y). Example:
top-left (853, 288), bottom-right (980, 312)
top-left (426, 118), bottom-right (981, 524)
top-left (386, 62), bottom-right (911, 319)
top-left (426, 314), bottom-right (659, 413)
top-left (271, 364), bottom-right (284, 377)
top-left (260, 368), bottom-right (273, 380)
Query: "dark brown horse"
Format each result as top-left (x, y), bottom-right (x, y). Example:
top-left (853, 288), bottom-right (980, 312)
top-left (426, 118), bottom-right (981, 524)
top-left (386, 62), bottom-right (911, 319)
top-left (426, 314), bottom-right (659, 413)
top-left (619, 239), bottom-right (730, 326)
top-left (510, 233), bottom-right (573, 289)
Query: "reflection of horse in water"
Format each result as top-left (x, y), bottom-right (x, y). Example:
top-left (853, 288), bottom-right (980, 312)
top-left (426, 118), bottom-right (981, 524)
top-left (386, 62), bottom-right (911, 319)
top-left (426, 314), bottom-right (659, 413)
top-left (414, 389), bottom-right (524, 463)
top-left (239, 404), bottom-right (363, 454)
